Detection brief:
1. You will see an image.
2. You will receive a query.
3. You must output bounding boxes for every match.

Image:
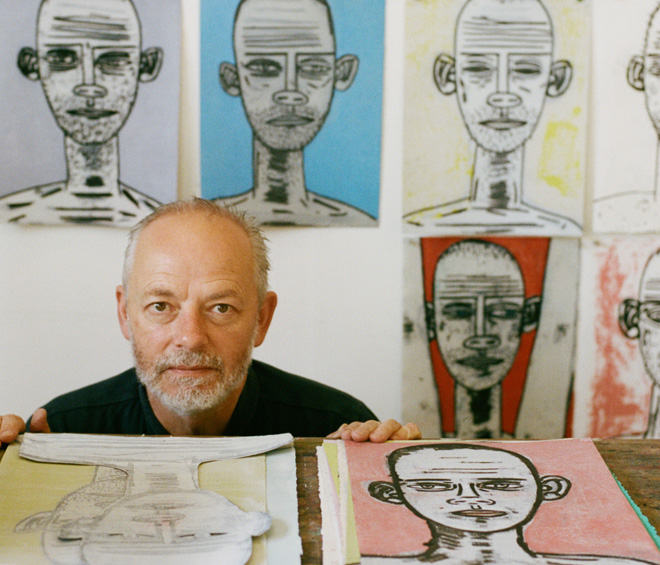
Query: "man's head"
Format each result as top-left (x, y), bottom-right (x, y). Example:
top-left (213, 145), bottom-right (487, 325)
top-left (434, 0), bottom-right (572, 153)
top-left (116, 199), bottom-right (278, 416)
top-left (432, 240), bottom-right (540, 391)
top-left (219, 0), bottom-right (358, 152)
top-left (628, 5), bottom-right (660, 137)
top-left (619, 249), bottom-right (660, 387)
top-left (18, 0), bottom-right (163, 145)
top-left (369, 444), bottom-right (570, 534)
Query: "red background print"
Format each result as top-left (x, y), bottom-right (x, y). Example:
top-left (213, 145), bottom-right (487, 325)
top-left (420, 237), bottom-right (551, 436)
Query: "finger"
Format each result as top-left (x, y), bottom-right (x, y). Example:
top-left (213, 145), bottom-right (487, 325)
top-left (368, 419), bottom-right (404, 443)
top-left (342, 420), bottom-right (380, 442)
top-left (389, 422), bottom-right (422, 441)
top-left (0, 414), bottom-right (27, 444)
top-left (28, 409), bottom-right (51, 434)
top-left (325, 423), bottom-right (348, 439)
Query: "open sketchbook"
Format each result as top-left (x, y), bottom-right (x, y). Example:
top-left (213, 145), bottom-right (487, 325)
top-left (318, 438), bottom-right (660, 564)
top-left (0, 433), bottom-right (301, 564)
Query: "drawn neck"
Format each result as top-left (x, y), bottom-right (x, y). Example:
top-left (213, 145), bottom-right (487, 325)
top-left (646, 383), bottom-right (660, 438)
top-left (129, 461), bottom-right (199, 494)
top-left (64, 136), bottom-right (121, 196)
top-left (454, 384), bottom-right (501, 438)
top-left (252, 137), bottom-right (307, 204)
top-left (471, 145), bottom-right (524, 208)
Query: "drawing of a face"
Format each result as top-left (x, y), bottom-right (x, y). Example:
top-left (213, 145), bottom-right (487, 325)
top-left (34, 0), bottom-right (142, 145)
top-left (635, 252), bottom-right (660, 387)
top-left (434, 241), bottom-right (526, 391)
top-left (226, 0), bottom-right (357, 152)
top-left (454, 0), bottom-right (555, 153)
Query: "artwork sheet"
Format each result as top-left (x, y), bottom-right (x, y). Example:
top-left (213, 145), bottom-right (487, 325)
top-left (200, 0), bottom-right (384, 227)
top-left (591, 0), bottom-right (660, 233)
top-left (402, 0), bottom-right (588, 236)
top-left (0, 0), bottom-right (180, 227)
top-left (574, 236), bottom-right (660, 439)
top-left (402, 236), bottom-right (578, 440)
top-left (342, 439), bottom-right (660, 563)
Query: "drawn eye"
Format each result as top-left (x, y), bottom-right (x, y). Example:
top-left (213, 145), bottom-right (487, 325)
top-left (96, 51), bottom-right (132, 74)
top-left (487, 302), bottom-right (521, 320)
top-left (643, 303), bottom-right (660, 323)
top-left (441, 302), bottom-right (473, 320)
top-left (513, 62), bottom-right (542, 76)
top-left (406, 481), bottom-right (454, 492)
top-left (245, 58), bottom-right (282, 77)
top-left (45, 48), bottom-right (79, 71)
top-left (298, 59), bottom-right (332, 79)
top-left (462, 59), bottom-right (493, 75)
top-left (477, 479), bottom-right (523, 491)
top-left (648, 56), bottom-right (660, 77)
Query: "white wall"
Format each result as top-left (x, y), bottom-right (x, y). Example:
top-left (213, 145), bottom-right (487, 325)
top-left (0, 0), bottom-right (406, 423)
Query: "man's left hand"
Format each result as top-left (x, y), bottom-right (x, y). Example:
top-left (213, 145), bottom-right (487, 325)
top-left (326, 419), bottom-right (421, 443)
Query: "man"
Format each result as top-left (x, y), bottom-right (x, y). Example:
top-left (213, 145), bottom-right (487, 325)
top-left (404, 0), bottom-right (580, 236)
top-left (364, 443), bottom-right (651, 563)
top-left (0, 198), bottom-right (419, 443)
top-left (429, 240), bottom-right (540, 438)
top-left (216, 0), bottom-right (376, 226)
top-left (0, 0), bottom-right (163, 226)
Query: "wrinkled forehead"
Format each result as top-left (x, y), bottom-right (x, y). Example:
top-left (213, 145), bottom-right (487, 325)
top-left (646, 8), bottom-right (660, 55)
top-left (456, 0), bottom-right (553, 55)
top-left (234, 0), bottom-right (334, 53)
top-left (434, 243), bottom-right (524, 297)
top-left (38, 0), bottom-right (140, 44)
top-left (641, 252), bottom-right (660, 302)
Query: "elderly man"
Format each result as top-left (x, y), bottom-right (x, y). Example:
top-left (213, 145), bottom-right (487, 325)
top-left (0, 199), bottom-right (418, 442)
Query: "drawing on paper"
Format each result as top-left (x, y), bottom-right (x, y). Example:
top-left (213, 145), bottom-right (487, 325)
top-left (0, 0), bottom-right (179, 227)
top-left (201, 0), bottom-right (383, 226)
top-left (358, 442), bottom-right (659, 563)
top-left (12, 433), bottom-right (291, 564)
top-left (403, 0), bottom-right (585, 236)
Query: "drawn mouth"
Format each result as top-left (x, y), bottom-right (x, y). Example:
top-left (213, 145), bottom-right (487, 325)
top-left (456, 355), bottom-right (503, 371)
top-left (479, 119), bottom-right (526, 130)
top-left (451, 509), bottom-right (507, 518)
top-left (67, 108), bottom-right (118, 119)
top-left (267, 115), bottom-right (313, 127)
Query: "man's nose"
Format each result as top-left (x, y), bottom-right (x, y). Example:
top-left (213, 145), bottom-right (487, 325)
top-left (464, 335), bottom-right (500, 351)
top-left (487, 92), bottom-right (521, 109)
top-left (272, 89), bottom-right (309, 106)
top-left (171, 309), bottom-right (209, 350)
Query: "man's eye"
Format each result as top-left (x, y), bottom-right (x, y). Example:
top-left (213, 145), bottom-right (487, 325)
top-left (407, 481), bottom-right (454, 492)
top-left (477, 480), bottom-right (523, 491)
top-left (96, 51), bottom-right (132, 74)
top-left (298, 59), bottom-right (332, 79)
top-left (487, 302), bottom-right (521, 320)
top-left (151, 302), bottom-right (168, 313)
top-left (214, 304), bottom-right (230, 314)
top-left (45, 48), bottom-right (79, 71)
top-left (441, 302), bottom-right (473, 320)
top-left (245, 59), bottom-right (282, 77)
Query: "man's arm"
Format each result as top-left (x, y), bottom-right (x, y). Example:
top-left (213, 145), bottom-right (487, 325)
top-left (0, 408), bottom-right (50, 444)
top-left (326, 419), bottom-right (421, 442)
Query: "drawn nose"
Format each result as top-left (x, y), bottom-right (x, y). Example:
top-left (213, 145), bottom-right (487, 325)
top-left (273, 90), bottom-right (308, 106)
top-left (73, 84), bottom-right (108, 99)
top-left (447, 495), bottom-right (495, 505)
top-left (487, 92), bottom-right (521, 109)
top-left (464, 335), bottom-right (500, 351)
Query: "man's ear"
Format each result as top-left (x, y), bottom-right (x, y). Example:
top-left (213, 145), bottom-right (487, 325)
top-left (254, 291), bottom-right (278, 348)
top-left (139, 47), bottom-right (163, 83)
top-left (546, 60), bottom-right (572, 98)
top-left (628, 55), bottom-right (645, 91)
top-left (17, 47), bottom-right (39, 81)
top-left (433, 54), bottom-right (456, 95)
top-left (368, 481), bottom-right (405, 505)
top-left (219, 62), bottom-right (241, 96)
top-left (540, 475), bottom-right (571, 501)
top-left (619, 298), bottom-right (641, 339)
top-left (334, 54), bottom-right (359, 91)
top-left (522, 295), bottom-right (541, 333)
top-left (116, 285), bottom-right (131, 342)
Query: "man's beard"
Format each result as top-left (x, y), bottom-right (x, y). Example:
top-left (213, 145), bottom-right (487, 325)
top-left (132, 342), bottom-right (254, 417)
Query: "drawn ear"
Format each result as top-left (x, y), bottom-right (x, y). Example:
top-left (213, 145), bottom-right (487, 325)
top-left (540, 475), bottom-right (571, 501)
top-left (219, 62), bottom-right (241, 96)
top-left (433, 54), bottom-right (456, 95)
top-left (547, 60), bottom-right (572, 98)
top-left (368, 481), bottom-right (404, 505)
top-left (335, 54), bottom-right (359, 91)
top-left (628, 55), bottom-right (645, 91)
top-left (619, 298), bottom-right (641, 339)
top-left (139, 47), bottom-right (163, 83)
top-left (14, 511), bottom-right (53, 533)
top-left (17, 47), bottom-right (39, 81)
top-left (522, 296), bottom-right (541, 333)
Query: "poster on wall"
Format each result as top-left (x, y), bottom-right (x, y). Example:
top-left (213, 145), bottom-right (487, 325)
top-left (200, 0), bottom-right (383, 227)
top-left (0, 0), bottom-right (180, 228)
top-left (574, 236), bottom-right (660, 439)
top-left (592, 0), bottom-right (660, 233)
top-left (402, 0), bottom-right (588, 236)
top-left (403, 236), bottom-right (578, 439)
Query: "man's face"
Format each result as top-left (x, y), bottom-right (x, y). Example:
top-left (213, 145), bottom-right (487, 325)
top-left (392, 447), bottom-right (539, 533)
top-left (454, 0), bottom-right (554, 153)
top-left (434, 242), bottom-right (525, 390)
top-left (233, 0), bottom-right (336, 151)
top-left (642, 12), bottom-right (660, 135)
top-left (638, 253), bottom-right (660, 387)
top-left (119, 213), bottom-right (266, 416)
top-left (36, 0), bottom-right (142, 145)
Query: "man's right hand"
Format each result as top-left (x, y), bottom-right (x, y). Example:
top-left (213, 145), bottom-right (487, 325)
top-left (0, 408), bottom-right (50, 445)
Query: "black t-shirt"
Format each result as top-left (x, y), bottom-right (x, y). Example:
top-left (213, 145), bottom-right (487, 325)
top-left (38, 360), bottom-right (377, 437)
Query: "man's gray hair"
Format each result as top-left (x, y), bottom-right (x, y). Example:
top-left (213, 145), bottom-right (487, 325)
top-left (122, 198), bottom-right (271, 302)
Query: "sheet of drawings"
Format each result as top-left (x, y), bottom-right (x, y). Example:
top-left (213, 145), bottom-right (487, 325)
top-left (403, 237), bottom-right (578, 440)
top-left (199, 0), bottom-right (384, 227)
top-left (574, 237), bottom-right (660, 439)
top-left (402, 0), bottom-right (587, 236)
top-left (0, 433), bottom-right (300, 564)
top-left (0, 0), bottom-right (180, 227)
top-left (592, 0), bottom-right (660, 233)
top-left (343, 439), bottom-right (660, 564)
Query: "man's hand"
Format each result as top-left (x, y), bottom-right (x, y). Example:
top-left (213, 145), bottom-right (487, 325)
top-left (326, 419), bottom-right (422, 443)
top-left (0, 408), bottom-right (50, 445)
